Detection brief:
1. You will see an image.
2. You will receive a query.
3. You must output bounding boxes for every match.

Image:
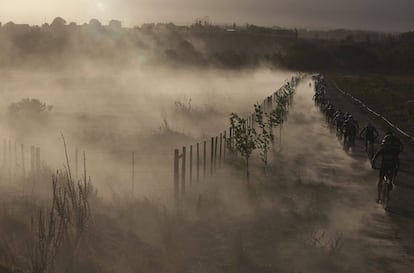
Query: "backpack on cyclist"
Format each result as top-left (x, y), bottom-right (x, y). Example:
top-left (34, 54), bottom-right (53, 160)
top-left (365, 125), bottom-right (376, 138)
top-left (382, 134), bottom-right (402, 154)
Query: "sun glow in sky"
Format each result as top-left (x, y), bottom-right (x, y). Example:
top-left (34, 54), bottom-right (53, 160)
top-left (0, 0), bottom-right (413, 32)
top-left (97, 2), bottom-right (106, 11)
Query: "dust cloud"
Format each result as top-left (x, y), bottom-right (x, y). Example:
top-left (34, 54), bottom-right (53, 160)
top-left (1, 65), bottom-right (414, 273)
top-left (0, 64), bottom-right (292, 199)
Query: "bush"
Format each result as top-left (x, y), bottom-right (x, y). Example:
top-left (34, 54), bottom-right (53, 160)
top-left (8, 99), bottom-right (52, 116)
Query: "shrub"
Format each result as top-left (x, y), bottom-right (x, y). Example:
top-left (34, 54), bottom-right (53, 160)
top-left (229, 113), bottom-right (257, 179)
top-left (8, 99), bottom-right (52, 117)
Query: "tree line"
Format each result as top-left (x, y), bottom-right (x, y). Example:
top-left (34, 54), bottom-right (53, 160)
top-left (0, 18), bottom-right (413, 73)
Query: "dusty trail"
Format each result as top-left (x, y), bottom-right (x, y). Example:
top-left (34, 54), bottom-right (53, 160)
top-left (256, 77), bottom-right (414, 272)
top-left (187, 77), bottom-right (414, 272)
top-left (281, 77), bottom-right (414, 272)
top-left (321, 77), bottom-right (414, 265)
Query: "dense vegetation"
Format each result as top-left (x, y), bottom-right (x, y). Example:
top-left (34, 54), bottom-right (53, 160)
top-left (1, 18), bottom-right (413, 73)
top-left (328, 74), bottom-right (414, 135)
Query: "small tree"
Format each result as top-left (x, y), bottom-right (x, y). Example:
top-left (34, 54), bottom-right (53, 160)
top-left (229, 113), bottom-right (257, 179)
top-left (267, 107), bottom-right (280, 144)
top-left (254, 104), bottom-right (272, 167)
top-left (270, 90), bottom-right (291, 148)
top-left (8, 98), bottom-right (52, 116)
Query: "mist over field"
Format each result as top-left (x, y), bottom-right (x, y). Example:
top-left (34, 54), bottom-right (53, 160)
top-left (1, 5), bottom-right (414, 272)
top-left (0, 64), bottom-right (292, 199)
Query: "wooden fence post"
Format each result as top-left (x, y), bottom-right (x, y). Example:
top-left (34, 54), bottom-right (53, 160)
top-left (8, 140), bottom-right (11, 178)
top-left (223, 131), bottom-right (227, 160)
top-left (174, 149), bottom-right (179, 197)
top-left (36, 147), bottom-right (40, 174)
top-left (14, 142), bottom-right (17, 177)
top-left (181, 146), bottom-right (186, 195)
top-left (219, 133), bottom-right (222, 164)
top-left (203, 141), bottom-right (206, 177)
top-left (30, 146), bottom-right (34, 173)
top-left (214, 136), bottom-right (218, 171)
top-left (21, 144), bottom-right (25, 177)
top-left (197, 143), bottom-right (200, 181)
top-left (132, 151), bottom-right (135, 197)
top-left (189, 145), bottom-right (193, 186)
top-left (210, 137), bottom-right (214, 175)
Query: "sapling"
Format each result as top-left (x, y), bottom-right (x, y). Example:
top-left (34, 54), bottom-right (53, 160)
top-left (229, 113), bottom-right (257, 179)
top-left (254, 104), bottom-right (272, 167)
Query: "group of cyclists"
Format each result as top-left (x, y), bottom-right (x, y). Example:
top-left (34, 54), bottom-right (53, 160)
top-left (313, 77), bottom-right (361, 150)
top-left (312, 75), bottom-right (403, 205)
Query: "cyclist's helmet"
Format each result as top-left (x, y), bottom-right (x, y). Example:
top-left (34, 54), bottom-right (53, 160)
top-left (381, 131), bottom-right (393, 147)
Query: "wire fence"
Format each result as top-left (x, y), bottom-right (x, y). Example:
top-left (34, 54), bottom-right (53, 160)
top-left (173, 74), bottom-right (304, 198)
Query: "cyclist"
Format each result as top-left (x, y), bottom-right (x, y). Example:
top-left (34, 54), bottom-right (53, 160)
top-left (372, 132), bottom-right (402, 203)
top-left (325, 104), bottom-right (335, 125)
top-left (313, 92), bottom-right (320, 104)
top-left (359, 122), bottom-right (379, 152)
top-left (343, 115), bottom-right (358, 147)
top-left (382, 131), bottom-right (403, 155)
top-left (334, 109), bottom-right (345, 135)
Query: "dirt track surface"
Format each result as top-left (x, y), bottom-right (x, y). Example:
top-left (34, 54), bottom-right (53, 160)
top-left (189, 78), bottom-right (414, 273)
top-left (318, 76), bottom-right (414, 269)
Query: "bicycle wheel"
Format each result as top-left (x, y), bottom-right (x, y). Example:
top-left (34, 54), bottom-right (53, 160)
top-left (367, 141), bottom-right (374, 159)
top-left (381, 179), bottom-right (389, 209)
top-left (344, 137), bottom-right (350, 152)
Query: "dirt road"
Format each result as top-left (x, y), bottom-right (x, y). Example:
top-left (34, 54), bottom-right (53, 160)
top-left (301, 76), bottom-right (414, 272)
top-left (184, 77), bottom-right (414, 273)
top-left (78, 76), bottom-right (414, 273)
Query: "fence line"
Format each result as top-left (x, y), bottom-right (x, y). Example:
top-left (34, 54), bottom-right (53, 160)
top-left (173, 75), bottom-right (302, 198)
top-left (0, 139), bottom-right (92, 188)
top-left (0, 77), bottom-right (301, 199)
top-left (0, 139), bottom-right (42, 181)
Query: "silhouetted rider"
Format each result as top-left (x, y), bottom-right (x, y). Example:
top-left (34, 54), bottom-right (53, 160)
top-left (371, 131), bottom-right (402, 203)
top-left (324, 103), bottom-right (335, 124)
top-left (359, 123), bottom-right (379, 151)
top-left (343, 115), bottom-right (358, 146)
top-left (382, 131), bottom-right (403, 155)
top-left (334, 109), bottom-right (345, 135)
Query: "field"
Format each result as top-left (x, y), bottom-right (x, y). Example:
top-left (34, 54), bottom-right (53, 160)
top-left (329, 74), bottom-right (414, 136)
top-left (1, 9), bottom-right (414, 273)
top-left (0, 66), bottom-right (292, 198)
top-left (1, 69), bottom-right (414, 273)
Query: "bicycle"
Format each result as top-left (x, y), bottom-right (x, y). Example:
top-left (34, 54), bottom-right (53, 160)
top-left (359, 129), bottom-right (379, 160)
top-left (343, 131), bottom-right (355, 152)
top-left (364, 135), bottom-right (379, 160)
top-left (372, 165), bottom-right (394, 209)
top-left (379, 169), bottom-right (393, 209)
top-left (336, 122), bottom-right (344, 140)
top-left (367, 139), bottom-right (375, 160)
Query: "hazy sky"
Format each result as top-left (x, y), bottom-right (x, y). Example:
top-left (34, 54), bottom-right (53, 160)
top-left (1, 0), bottom-right (413, 32)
